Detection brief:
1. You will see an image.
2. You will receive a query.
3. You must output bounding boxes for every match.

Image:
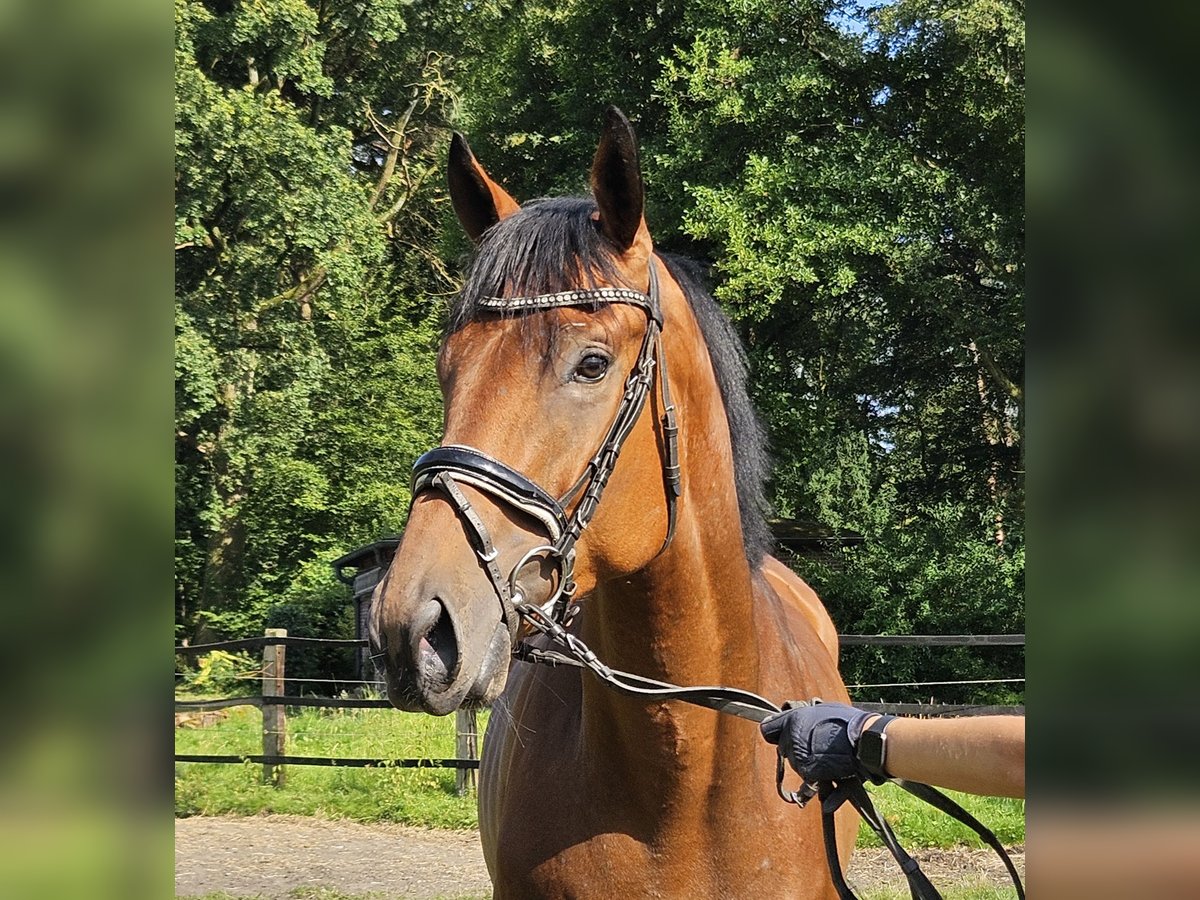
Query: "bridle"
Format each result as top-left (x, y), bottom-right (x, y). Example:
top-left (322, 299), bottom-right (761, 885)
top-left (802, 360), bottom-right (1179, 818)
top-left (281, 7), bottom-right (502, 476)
top-left (405, 256), bottom-right (794, 722)
top-left (404, 256), bottom-right (1024, 900)
top-left (407, 253), bottom-right (785, 716)
top-left (409, 258), bottom-right (679, 641)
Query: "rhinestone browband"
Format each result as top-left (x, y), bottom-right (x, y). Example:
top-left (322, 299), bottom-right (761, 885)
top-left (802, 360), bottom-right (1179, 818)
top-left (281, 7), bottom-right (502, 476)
top-left (479, 287), bottom-right (654, 312)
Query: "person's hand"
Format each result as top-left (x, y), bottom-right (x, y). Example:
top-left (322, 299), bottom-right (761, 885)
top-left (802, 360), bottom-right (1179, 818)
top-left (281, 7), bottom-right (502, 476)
top-left (760, 701), bottom-right (876, 782)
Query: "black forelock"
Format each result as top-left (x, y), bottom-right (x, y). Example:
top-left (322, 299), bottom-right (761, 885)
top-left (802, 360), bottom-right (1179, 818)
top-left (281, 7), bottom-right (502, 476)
top-left (451, 197), bottom-right (631, 331)
top-left (449, 200), bottom-right (772, 564)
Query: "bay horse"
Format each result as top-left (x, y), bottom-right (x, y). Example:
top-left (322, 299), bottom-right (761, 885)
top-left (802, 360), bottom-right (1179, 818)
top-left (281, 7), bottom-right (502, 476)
top-left (371, 107), bottom-right (856, 898)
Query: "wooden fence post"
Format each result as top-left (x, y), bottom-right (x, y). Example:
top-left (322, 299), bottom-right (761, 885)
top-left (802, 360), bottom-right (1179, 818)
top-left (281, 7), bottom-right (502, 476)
top-left (262, 628), bottom-right (287, 786)
top-left (455, 708), bottom-right (478, 796)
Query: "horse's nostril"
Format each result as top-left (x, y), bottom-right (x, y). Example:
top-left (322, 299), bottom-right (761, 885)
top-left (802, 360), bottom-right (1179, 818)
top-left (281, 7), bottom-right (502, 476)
top-left (419, 600), bottom-right (459, 686)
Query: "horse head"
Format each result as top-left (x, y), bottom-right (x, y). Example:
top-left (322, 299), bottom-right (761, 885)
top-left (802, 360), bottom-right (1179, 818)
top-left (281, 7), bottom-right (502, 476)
top-left (371, 108), bottom-right (683, 714)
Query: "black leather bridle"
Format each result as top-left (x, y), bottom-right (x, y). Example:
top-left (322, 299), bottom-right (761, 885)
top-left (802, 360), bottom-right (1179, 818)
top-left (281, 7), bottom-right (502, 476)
top-left (410, 259), bottom-right (679, 640)
top-left (407, 254), bottom-right (789, 718)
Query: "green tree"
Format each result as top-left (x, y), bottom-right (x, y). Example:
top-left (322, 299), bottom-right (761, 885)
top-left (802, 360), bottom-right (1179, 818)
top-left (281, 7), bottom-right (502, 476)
top-left (451, 0), bottom-right (695, 233)
top-left (456, 0), bottom-right (1024, 699)
top-left (659, 0), bottom-right (1025, 698)
top-left (175, 0), bottom-right (449, 637)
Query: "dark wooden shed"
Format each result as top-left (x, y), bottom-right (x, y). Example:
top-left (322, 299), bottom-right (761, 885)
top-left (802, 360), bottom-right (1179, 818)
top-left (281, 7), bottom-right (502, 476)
top-left (332, 537), bottom-right (400, 684)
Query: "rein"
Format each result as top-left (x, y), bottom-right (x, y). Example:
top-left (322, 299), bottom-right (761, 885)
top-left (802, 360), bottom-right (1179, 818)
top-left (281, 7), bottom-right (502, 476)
top-left (409, 258), bottom-right (1023, 900)
top-left (512, 602), bottom-right (1024, 900)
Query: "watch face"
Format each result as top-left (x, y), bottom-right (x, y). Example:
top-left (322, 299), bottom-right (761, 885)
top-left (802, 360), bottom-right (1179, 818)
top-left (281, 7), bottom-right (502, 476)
top-left (858, 729), bottom-right (887, 776)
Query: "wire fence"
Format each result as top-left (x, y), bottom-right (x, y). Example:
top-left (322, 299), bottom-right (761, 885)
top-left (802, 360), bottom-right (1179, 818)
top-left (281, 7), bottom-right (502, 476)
top-left (847, 677), bottom-right (1026, 689)
top-left (174, 633), bottom-right (1027, 655)
top-left (175, 629), bottom-right (1025, 784)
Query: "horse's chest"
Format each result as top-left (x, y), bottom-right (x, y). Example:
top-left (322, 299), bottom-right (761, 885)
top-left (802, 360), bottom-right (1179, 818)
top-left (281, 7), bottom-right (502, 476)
top-left (481, 731), bottom-right (764, 899)
top-left (490, 827), bottom-right (801, 900)
top-left (478, 662), bottom-right (839, 899)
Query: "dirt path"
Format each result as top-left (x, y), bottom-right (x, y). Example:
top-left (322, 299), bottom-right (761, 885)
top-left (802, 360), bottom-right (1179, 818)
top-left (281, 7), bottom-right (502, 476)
top-left (175, 815), bottom-right (1023, 898)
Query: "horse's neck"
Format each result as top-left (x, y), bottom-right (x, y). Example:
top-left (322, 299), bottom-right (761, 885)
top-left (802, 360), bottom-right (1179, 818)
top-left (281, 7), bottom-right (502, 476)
top-left (579, 287), bottom-right (761, 693)
top-left (582, 529), bottom-right (760, 684)
top-left (565, 287), bottom-right (768, 800)
top-left (575, 515), bottom-right (764, 782)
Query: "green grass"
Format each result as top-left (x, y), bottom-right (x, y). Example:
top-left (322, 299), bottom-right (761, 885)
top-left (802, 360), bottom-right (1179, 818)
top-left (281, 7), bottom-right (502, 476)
top-left (175, 707), bottom-right (1024, 849)
top-left (856, 781), bottom-right (1025, 850)
top-left (175, 705), bottom-right (482, 828)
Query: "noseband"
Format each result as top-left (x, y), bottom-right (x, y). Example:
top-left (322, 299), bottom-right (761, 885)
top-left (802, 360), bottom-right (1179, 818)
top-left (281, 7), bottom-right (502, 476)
top-left (410, 259), bottom-right (680, 641)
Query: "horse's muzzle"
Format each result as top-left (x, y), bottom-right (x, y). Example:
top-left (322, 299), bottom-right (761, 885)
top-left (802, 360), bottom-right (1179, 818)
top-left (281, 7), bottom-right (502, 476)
top-left (370, 590), bottom-right (511, 716)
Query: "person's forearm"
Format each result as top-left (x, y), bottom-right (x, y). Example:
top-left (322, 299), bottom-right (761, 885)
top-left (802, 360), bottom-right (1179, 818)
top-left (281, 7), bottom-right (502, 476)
top-left (873, 714), bottom-right (1025, 798)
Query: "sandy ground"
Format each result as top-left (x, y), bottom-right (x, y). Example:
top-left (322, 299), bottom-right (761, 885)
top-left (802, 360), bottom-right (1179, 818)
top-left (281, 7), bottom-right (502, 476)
top-left (175, 815), bottom-right (1024, 898)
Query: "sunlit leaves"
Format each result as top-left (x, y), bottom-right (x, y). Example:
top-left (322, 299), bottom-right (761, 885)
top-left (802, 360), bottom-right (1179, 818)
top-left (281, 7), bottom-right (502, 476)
top-left (175, 0), bottom-right (448, 635)
top-left (174, 0), bottom-right (1025, 701)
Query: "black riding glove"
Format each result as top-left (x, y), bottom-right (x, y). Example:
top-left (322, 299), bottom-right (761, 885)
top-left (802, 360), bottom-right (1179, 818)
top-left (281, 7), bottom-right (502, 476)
top-left (760, 701), bottom-right (877, 783)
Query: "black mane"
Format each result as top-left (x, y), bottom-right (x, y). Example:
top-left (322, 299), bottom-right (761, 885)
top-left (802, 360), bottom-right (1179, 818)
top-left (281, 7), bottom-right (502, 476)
top-left (451, 197), bottom-right (773, 564)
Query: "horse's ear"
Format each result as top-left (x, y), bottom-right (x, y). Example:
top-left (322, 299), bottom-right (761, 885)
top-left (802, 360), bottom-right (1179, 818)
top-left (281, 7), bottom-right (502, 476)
top-left (590, 106), bottom-right (650, 255)
top-left (448, 132), bottom-right (520, 243)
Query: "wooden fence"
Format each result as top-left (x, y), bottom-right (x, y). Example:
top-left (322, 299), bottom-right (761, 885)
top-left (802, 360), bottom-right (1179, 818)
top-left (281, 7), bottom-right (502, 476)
top-left (175, 630), bottom-right (1024, 790)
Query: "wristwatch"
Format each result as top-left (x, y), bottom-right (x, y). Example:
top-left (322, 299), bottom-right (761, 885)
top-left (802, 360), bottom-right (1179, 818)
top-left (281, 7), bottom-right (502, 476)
top-left (856, 715), bottom-right (895, 780)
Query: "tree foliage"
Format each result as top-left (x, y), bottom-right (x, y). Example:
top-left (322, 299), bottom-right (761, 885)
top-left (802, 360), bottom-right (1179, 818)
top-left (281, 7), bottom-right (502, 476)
top-left (447, 0), bottom-right (1024, 698)
top-left (175, 0), bottom-right (449, 636)
top-left (175, 0), bottom-right (1024, 700)
top-left (648, 0), bottom-right (1025, 697)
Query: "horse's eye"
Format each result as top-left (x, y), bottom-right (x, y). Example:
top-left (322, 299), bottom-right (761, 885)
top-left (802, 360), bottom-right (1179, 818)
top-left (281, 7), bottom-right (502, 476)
top-left (574, 353), bottom-right (610, 383)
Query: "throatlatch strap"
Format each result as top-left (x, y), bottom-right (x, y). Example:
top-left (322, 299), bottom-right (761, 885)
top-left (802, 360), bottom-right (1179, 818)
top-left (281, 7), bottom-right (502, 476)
top-left (655, 333), bottom-right (680, 553)
top-left (645, 260), bottom-right (679, 554)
